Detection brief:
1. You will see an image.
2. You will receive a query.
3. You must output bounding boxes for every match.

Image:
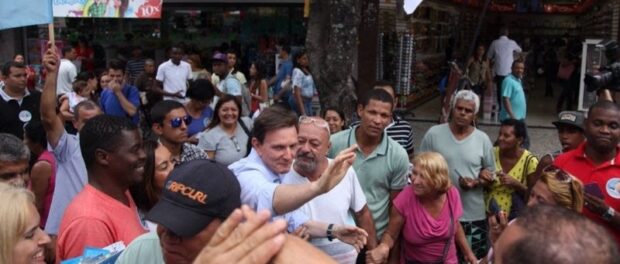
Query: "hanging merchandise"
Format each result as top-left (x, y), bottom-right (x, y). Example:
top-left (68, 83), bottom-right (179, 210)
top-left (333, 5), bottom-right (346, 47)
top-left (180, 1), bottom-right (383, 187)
top-left (377, 33), bottom-right (385, 81)
top-left (395, 33), bottom-right (414, 96)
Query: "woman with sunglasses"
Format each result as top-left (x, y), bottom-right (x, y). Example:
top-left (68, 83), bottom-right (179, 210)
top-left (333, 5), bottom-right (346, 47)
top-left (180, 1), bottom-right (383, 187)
top-left (486, 119), bottom-right (538, 220)
top-left (185, 79), bottom-right (215, 139)
top-left (367, 152), bottom-right (478, 264)
top-left (0, 182), bottom-right (52, 264)
top-left (198, 95), bottom-right (253, 166)
top-left (482, 167), bottom-right (584, 264)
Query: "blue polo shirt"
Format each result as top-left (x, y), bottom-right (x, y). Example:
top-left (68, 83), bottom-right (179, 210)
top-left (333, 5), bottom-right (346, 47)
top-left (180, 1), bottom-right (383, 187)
top-left (499, 74), bottom-right (526, 121)
top-left (100, 85), bottom-right (140, 124)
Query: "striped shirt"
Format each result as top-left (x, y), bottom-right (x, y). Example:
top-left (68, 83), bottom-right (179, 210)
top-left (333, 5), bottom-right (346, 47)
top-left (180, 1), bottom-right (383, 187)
top-left (125, 59), bottom-right (146, 84)
top-left (350, 115), bottom-right (414, 155)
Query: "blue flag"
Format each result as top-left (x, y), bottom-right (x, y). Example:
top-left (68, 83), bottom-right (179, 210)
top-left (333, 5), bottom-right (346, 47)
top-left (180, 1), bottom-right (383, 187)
top-left (0, 0), bottom-right (53, 30)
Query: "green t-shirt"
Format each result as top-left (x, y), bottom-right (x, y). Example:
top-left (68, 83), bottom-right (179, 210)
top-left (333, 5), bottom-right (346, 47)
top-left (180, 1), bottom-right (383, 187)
top-left (419, 123), bottom-right (496, 221)
top-left (328, 127), bottom-right (409, 239)
top-left (116, 232), bottom-right (164, 264)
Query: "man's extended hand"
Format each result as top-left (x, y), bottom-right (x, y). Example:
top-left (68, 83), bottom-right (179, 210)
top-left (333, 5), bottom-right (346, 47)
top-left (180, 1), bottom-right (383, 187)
top-left (193, 205), bottom-right (287, 264)
top-left (333, 225), bottom-right (368, 252)
top-left (314, 145), bottom-right (357, 194)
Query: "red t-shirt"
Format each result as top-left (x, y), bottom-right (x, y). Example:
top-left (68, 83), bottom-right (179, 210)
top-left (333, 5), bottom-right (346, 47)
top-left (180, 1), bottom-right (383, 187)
top-left (56, 184), bottom-right (147, 262)
top-left (554, 142), bottom-right (620, 244)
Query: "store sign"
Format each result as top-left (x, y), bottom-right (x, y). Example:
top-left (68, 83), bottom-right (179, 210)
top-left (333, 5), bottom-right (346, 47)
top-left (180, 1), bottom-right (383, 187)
top-left (53, 0), bottom-right (162, 19)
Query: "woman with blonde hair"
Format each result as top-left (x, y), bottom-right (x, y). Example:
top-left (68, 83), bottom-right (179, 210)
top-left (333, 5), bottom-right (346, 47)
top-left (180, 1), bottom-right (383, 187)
top-left (526, 166), bottom-right (584, 212)
top-left (367, 152), bottom-right (477, 264)
top-left (483, 166), bottom-right (584, 263)
top-left (0, 183), bottom-right (51, 264)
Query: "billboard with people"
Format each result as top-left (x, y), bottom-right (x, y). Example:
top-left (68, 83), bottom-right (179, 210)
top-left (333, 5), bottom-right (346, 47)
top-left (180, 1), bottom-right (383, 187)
top-left (53, 0), bottom-right (162, 18)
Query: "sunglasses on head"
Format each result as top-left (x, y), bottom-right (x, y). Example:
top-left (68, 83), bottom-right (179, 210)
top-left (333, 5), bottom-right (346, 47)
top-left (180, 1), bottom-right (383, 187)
top-left (169, 116), bottom-right (192, 128)
top-left (299, 116), bottom-right (330, 134)
top-left (543, 165), bottom-right (573, 183)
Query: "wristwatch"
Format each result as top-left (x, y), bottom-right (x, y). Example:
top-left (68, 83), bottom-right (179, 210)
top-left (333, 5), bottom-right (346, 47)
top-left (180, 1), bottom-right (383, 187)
top-left (603, 207), bottom-right (616, 222)
top-left (326, 223), bottom-right (335, 241)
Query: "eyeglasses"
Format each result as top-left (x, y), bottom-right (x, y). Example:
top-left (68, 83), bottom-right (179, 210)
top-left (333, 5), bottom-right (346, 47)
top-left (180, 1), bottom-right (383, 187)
top-left (543, 165), bottom-right (573, 183)
top-left (299, 116), bottom-right (330, 134)
top-left (169, 116), bottom-right (192, 128)
top-left (231, 136), bottom-right (241, 152)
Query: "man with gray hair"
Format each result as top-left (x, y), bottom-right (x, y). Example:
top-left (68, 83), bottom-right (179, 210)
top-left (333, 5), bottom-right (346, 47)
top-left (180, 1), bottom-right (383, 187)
top-left (419, 89), bottom-right (496, 260)
top-left (0, 133), bottom-right (30, 187)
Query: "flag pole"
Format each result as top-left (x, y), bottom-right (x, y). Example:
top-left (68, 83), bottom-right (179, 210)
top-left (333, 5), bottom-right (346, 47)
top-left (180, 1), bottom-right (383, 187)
top-left (48, 23), bottom-right (54, 43)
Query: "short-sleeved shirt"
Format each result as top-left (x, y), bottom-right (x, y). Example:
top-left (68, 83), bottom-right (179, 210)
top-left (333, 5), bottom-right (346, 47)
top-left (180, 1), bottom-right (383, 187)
top-left (349, 114), bottom-right (415, 155)
top-left (0, 88), bottom-right (40, 139)
top-left (419, 123), bottom-right (496, 221)
top-left (198, 117), bottom-right (252, 166)
top-left (554, 143), bottom-right (620, 243)
top-left (328, 128), bottom-right (409, 239)
top-left (292, 68), bottom-right (316, 98)
top-left (395, 186), bottom-right (462, 264)
top-left (487, 36), bottom-right (522, 76)
top-left (228, 149), bottom-right (308, 231)
top-left (57, 185), bottom-right (148, 261)
top-left (45, 131), bottom-right (88, 235)
top-left (156, 60), bottom-right (191, 102)
top-left (486, 147), bottom-right (538, 213)
top-left (274, 59), bottom-right (293, 97)
top-left (116, 232), bottom-right (164, 264)
top-left (99, 85), bottom-right (141, 124)
top-left (187, 106), bottom-right (213, 137)
top-left (283, 161), bottom-right (366, 263)
top-left (57, 59), bottom-right (77, 95)
top-left (500, 74), bottom-right (526, 121)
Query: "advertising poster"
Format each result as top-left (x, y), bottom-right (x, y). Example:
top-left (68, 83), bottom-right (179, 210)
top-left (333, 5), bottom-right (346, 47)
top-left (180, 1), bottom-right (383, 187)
top-left (53, 0), bottom-right (162, 19)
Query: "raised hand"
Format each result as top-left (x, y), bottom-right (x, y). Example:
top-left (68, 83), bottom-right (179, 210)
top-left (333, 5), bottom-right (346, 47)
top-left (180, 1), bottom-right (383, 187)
top-left (42, 44), bottom-right (59, 73)
top-left (316, 145), bottom-right (356, 193)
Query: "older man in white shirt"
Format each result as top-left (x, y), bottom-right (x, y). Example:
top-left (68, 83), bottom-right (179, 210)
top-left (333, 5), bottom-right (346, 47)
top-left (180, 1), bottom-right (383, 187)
top-left (487, 27), bottom-right (522, 111)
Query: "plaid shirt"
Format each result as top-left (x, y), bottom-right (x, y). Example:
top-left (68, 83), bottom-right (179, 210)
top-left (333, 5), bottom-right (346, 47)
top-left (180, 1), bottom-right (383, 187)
top-left (177, 143), bottom-right (209, 165)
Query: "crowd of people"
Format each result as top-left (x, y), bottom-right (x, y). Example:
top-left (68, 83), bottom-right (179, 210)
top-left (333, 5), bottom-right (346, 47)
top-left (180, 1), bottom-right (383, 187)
top-left (0, 32), bottom-right (619, 264)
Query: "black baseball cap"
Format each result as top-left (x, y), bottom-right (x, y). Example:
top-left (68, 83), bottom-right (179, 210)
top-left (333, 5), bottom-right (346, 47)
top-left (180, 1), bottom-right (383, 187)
top-left (146, 159), bottom-right (241, 237)
top-left (552, 111), bottom-right (585, 131)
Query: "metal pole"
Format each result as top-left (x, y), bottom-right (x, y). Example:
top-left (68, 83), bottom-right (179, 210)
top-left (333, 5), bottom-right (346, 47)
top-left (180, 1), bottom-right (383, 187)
top-left (465, 0), bottom-right (493, 63)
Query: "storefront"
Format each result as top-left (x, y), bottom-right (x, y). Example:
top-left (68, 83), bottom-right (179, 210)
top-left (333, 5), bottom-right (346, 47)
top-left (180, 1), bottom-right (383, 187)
top-left (17, 0), bottom-right (305, 77)
top-left (376, 0), bottom-right (620, 109)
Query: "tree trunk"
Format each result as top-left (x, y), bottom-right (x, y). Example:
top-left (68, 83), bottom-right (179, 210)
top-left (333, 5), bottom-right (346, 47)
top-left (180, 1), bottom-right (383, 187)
top-left (306, 0), bottom-right (362, 121)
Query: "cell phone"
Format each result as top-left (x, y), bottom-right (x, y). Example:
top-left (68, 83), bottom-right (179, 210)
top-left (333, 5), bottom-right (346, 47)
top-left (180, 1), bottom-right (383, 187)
top-left (584, 183), bottom-right (605, 199)
top-left (488, 198), bottom-right (501, 215)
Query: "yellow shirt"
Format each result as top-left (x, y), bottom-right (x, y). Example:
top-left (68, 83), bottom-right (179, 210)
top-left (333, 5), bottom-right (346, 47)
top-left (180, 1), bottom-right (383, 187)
top-left (486, 147), bottom-right (538, 213)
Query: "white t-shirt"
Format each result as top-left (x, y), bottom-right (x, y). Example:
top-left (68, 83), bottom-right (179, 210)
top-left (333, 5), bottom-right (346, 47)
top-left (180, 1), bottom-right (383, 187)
top-left (487, 36), bottom-right (522, 76)
top-left (155, 60), bottom-right (191, 102)
top-left (57, 59), bottom-right (77, 96)
top-left (282, 160), bottom-right (367, 264)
